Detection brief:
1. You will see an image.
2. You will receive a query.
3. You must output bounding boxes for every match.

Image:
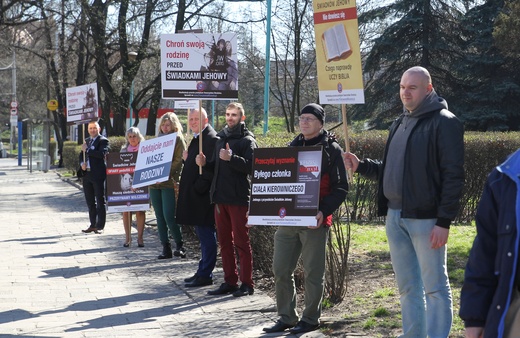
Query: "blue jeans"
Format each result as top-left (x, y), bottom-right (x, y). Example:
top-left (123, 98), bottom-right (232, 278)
top-left (195, 225), bottom-right (217, 278)
top-left (386, 208), bottom-right (452, 338)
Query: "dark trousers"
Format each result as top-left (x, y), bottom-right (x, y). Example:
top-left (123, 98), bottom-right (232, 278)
top-left (82, 173), bottom-right (106, 229)
top-left (195, 225), bottom-right (217, 279)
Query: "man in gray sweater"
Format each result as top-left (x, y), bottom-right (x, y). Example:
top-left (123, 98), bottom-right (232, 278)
top-left (344, 66), bottom-right (464, 338)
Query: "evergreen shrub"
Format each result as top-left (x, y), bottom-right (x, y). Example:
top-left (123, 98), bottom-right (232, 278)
top-left (62, 141), bottom-right (81, 174)
top-left (250, 130), bottom-right (520, 278)
top-left (60, 131), bottom-right (520, 277)
top-left (341, 130), bottom-right (520, 223)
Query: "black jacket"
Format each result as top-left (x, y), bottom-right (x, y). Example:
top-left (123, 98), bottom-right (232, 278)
top-left (176, 125), bottom-right (219, 226)
top-left (460, 149), bottom-right (520, 338)
top-left (210, 123), bottom-right (257, 206)
top-left (78, 135), bottom-right (109, 180)
top-left (289, 130), bottom-right (348, 220)
top-left (357, 107), bottom-right (464, 228)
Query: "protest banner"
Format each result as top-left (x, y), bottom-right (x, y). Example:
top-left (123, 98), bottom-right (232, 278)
top-left (106, 152), bottom-right (149, 213)
top-left (65, 82), bottom-right (99, 124)
top-left (313, 0), bottom-right (364, 104)
top-left (248, 146), bottom-right (323, 227)
top-left (160, 33), bottom-right (238, 100)
top-left (174, 100), bottom-right (200, 110)
top-left (132, 133), bottom-right (177, 189)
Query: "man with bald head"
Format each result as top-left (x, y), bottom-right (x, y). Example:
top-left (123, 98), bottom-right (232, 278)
top-left (177, 107), bottom-right (219, 287)
top-left (344, 66), bottom-right (464, 337)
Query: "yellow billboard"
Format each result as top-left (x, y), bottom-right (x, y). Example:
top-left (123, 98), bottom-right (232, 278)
top-left (313, 0), bottom-right (364, 104)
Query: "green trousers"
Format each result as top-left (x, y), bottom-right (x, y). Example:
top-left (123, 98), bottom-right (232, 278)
top-left (272, 225), bottom-right (329, 325)
top-left (150, 187), bottom-right (182, 246)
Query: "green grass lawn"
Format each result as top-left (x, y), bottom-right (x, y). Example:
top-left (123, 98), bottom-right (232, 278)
top-left (344, 222), bottom-right (476, 337)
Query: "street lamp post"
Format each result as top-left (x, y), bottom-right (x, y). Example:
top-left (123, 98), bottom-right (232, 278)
top-left (128, 51), bottom-right (138, 129)
top-left (129, 79), bottom-right (134, 128)
top-left (224, 0), bottom-right (271, 136)
top-left (263, 0), bottom-right (272, 136)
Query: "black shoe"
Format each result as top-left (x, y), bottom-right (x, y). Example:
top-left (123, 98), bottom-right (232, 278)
top-left (289, 321), bottom-right (320, 335)
top-left (184, 274), bottom-right (198, 283)
top-left (232, 284), bottom-right (254, 297)
top-left (158, 252), bottom-right (172, 259)
top-left (82, 227), bottom-right (97, 233)
top-left (173, 246), bottom-right (186, 258)
top-left (158, 243), bottom-right (173, 259)
top-left (207, 282), bottom-right (238, 295)
top-left (262, 320), bottom-right (294, 333)
top-left (94, 229), bottom-right (103, 234)
top-left (185, 276), bottom-right (213, 288)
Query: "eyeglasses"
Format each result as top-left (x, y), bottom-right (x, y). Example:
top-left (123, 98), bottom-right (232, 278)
top-left (299, 116), bottom-right (318, 123)
top-left (127, 135), bottom-right (138, 138)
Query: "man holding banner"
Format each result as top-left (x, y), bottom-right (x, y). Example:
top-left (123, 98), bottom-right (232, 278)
top-left (79, 121), bottom-right (110, 234)
top-left (177, 107), bottom-right (219, 287)
top-left (263, 103), bottom-right (348, 334)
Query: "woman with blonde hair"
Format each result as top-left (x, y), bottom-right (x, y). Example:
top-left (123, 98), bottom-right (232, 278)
top-left (151, 112), bottom-right (187, 259)
top-left (121, 127), bottom-right (146, 247)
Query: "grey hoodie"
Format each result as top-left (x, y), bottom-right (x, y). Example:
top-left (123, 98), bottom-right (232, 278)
top-left (383, 89), bottom-right (448, 210)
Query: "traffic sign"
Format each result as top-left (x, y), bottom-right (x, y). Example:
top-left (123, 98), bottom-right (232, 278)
top-left (10, 108), bottom-right (18, 116)
top-left (47, 99), bottom-right (59, 111)
top-left (10, 101), bottom-right (18, 108)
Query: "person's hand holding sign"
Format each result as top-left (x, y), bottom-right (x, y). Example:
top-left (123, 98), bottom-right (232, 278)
top-left (195, 152), bottom-right (206, 167)
top-left (245, 211), bottom-right (253, 228)
top-left (219, 143), bottom-right (232, 161)
top-left (308, 211), bottom-right (324, 229)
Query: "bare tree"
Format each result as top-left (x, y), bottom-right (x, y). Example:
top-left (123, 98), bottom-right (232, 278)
top-left (77, 0), bottom-right (233, 136)
top-left (269, 0), bottom-right (317, 133)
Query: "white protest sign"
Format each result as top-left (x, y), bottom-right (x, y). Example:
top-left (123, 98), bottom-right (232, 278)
top-left (132, 133), bottom-right (177, 189)
top-left (160, 33), bottom-right (238, 100)
top-left (65, 82), bottom-right (99, 124)
top-left (174, 100), bottom-right (199, 110)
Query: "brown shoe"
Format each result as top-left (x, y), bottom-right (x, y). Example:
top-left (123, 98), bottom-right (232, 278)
top-left (82, 227), bottom-right (97, 233)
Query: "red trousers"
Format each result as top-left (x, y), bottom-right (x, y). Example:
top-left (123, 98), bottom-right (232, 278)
top-left (214, 204), bottom-right (254, 288)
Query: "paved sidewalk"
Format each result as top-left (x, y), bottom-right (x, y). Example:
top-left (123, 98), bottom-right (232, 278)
top-left (0, 158), bottom-right (328, 338)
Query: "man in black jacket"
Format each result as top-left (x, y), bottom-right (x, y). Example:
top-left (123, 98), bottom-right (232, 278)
top-left (344, 66), bottom-right (464, 338)
top-left (177, 108), bottom-right (218, 287)
top-left (263, 103), bottom-right (348, 335)
top-left (198, 102), bottom-right (257, 297)
top-left (79, 121), bottom-right (110, 234)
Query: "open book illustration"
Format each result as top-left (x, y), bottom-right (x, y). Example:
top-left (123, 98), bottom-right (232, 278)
top-left (322, 23), bottom-right (352, 62)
